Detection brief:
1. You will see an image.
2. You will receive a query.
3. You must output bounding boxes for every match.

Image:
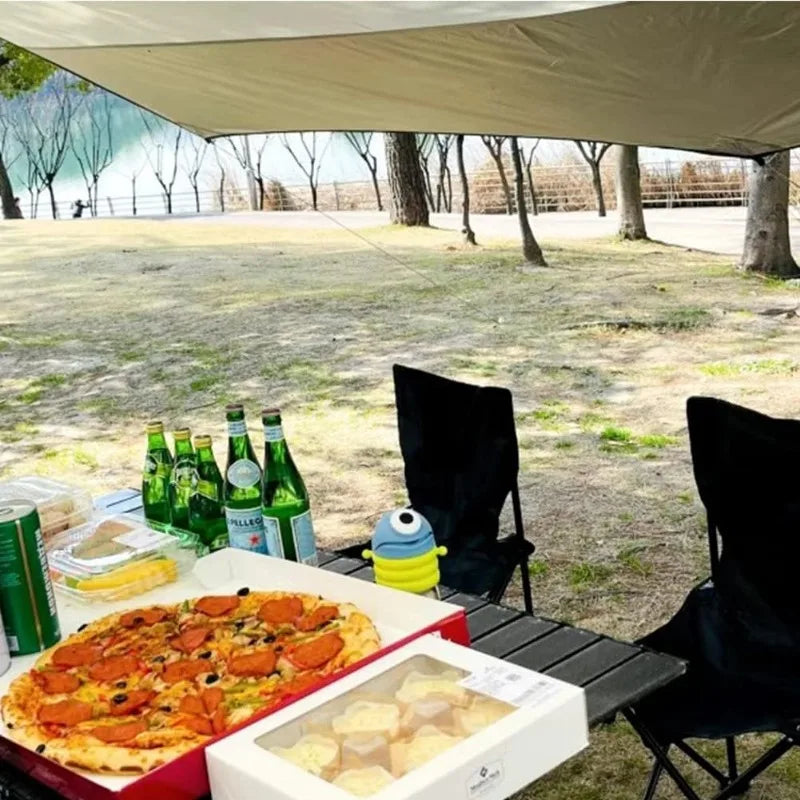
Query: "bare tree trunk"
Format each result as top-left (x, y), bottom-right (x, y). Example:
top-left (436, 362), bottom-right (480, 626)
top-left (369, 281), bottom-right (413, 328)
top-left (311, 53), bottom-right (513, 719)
top-left (132, 175), bottom-right (137, 216)
top-left (741, 150), bottom-right (798, 276)
top-left (491, 152), bottom-right (513, 214)
top-left (385, 132), bottom-right (429, 226)
top-left (616, 145), bottom-right (647, 239)
top-left (591, 162), bottom-right (606, 217)
top-left (525, 163), bottom-right (538, 216)
top-left (193, 184), bottom-right (200, 213)
top-left (46, 181), bottom-right (57, 219)
top-left (510, 137), bottom-right (546, 266)
top-left (0, 153), bottom-right (22, 219)
top-left (218, 171), bottom-right (225, 212)
top-left (456, 134), bottom-right (476, 245)
top-left (310, 179), bottom-right (318, 211)
top-left (369, 169), bottom-right (383, 211)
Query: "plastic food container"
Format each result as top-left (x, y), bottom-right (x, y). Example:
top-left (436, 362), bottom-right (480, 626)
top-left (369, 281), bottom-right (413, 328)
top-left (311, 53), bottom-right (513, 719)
top-left (48, 513), bottom-right (196, 603)
top-left (0, 476), bottom-right (92, 543)
top-left (255, 654), bottom-right (514, 796)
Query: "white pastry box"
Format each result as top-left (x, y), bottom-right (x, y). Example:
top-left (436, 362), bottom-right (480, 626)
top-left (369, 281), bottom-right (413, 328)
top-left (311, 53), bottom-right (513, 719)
top-left (207, 634), bottom-right (588, 800)
top-left (0, 549), bottom-right (468, 800)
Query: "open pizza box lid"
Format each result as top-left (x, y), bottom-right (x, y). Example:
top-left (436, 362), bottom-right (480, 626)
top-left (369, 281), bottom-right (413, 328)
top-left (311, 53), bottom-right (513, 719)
top-left (207, 634), bottom-right (588, 800)
top-left (0, 549), bottom-right (468, 800)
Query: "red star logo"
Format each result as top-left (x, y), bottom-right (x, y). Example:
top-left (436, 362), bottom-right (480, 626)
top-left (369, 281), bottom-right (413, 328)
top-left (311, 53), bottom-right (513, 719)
top-left (250, 534), bottom-right (260, 545)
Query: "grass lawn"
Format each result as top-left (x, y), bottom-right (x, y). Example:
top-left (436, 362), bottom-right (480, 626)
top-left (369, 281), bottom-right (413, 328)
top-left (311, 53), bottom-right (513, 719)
top-left (2, 216), bottom-right (800, 798)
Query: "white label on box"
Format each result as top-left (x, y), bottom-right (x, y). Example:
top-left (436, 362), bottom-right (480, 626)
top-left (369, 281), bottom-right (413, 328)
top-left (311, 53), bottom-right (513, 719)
top-left (459, 664), bottom-right (561, 708)
top-left (113, 528), bottom-right (172, 550)
top-left (467, 759), bottom-right (505, 798)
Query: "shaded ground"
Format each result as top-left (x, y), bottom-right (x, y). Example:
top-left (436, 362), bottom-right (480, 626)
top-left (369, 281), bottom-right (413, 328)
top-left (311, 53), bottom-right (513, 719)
top-left (2, 217), bottom-right (800, 798)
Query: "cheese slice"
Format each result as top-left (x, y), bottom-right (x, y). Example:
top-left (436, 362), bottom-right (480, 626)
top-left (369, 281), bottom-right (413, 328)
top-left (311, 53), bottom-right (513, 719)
top-left (395, 670), bottom-right (468, 706)
top-left (391, 725), bottom-right (463, 776)
top-left (332, 701), bottom-right (401, 738)
top-left (271, 734), bottom-right (339, 776)
top-left (332, 766), bottom-right (395, 797)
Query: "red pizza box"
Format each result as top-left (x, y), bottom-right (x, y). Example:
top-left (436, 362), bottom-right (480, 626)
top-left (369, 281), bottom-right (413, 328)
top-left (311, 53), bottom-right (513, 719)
top-left (0, 549), bottom-right (468, 800)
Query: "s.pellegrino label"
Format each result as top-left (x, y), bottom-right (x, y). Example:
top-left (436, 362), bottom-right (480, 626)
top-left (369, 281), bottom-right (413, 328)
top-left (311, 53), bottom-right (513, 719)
top-left (262, 516), bottom-right (284, 558)
top-left (228, 419), bottom-right (247, 437)
top-left (263, 424), bottom-right (284, 442)
top-left (224, 506), bottom-right (268, 554)
top-left (291, 511), bottom-right (318, 565)
top-left (227, 458), bottom-right (260, 489)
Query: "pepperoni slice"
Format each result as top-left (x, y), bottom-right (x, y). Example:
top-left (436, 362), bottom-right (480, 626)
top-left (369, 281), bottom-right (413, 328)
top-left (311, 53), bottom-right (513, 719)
top-left (211, 707), bottom-right (226, 734)
top-left (258, 596), bottom-right (303, 625)
top-left (91, 720), bottom-right (147, 743)
top-left (181, 715), bottom-right (213, 735)
top-left (201, 687), bottom-right (224, 715)
top-left (172, 627), bottom-right (211, 654)
top-left (178, 695), bottom-right (205, 716)
top-left (228, 650), bottom-right (277, 677)
top-left (194, 596), bottom-right (240, 617)
top-left (88, 655), bottom-right (139, 683)
top-left (296, 606), bottom-right (338, 632)
top-left (280, 672), bottom-right (321, 697)
top-left (288, 633), bottom-right (344, 670)
top-left (51, 643), bottom-right (103, 669)
top-left (38, 699), bottom-right (93, 726)
top-left (162, 660), bottom-right (208, 684)
top-left (109, 689), bottom-right (154, 717)
top-left (32, 671), bottom-right (81, 695)
top-left (119, 608), bottom-right (168, 628)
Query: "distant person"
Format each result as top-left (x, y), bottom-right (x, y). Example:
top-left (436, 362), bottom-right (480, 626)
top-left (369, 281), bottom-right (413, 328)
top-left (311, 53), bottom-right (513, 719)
top-left (72, 199), bottom-right (89, 219)
top-left (11, 197), bottom-right (23, 219)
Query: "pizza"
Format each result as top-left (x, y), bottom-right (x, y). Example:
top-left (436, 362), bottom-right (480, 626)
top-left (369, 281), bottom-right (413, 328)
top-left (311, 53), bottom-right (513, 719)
top-left (1, 590), bottom-right (380, 775)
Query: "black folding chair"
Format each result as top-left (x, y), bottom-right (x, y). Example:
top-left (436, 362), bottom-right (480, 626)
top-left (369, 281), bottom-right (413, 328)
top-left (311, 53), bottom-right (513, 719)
top-left (338, 364), bottom-right (534, 612)
top-left (626, 396), bottom-right (800, 800)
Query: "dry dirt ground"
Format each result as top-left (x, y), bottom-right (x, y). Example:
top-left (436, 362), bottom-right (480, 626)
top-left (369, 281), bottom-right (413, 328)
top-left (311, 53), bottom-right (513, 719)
top-left (2, 216), bottom-right (800, 799)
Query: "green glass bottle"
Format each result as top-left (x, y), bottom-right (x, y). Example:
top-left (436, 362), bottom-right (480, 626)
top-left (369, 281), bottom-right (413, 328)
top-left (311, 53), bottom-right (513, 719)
top-left (260, 408), bottom-right (318, 565)
top-left (169, 427), bottom-right (195, 530)
top-left (189, 434), bottom-right (229, 552)
top-left (224, 404), bottom-right (268, 554)
top-left (142, 420), bottom-right (173, 524)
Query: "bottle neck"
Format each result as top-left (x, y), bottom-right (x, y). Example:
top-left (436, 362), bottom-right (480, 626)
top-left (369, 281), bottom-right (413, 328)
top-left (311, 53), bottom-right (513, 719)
top-left (262, 416), bottom-right (285, 445)
top-left (147, 432), bottom-right (169, 451)
top-left (174, 439), bottom-right (193, 458)
top-left (196, 446), bottom-right (216, 464)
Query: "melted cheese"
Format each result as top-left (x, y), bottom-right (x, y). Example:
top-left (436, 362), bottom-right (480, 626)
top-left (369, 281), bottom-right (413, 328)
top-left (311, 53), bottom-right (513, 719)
top-left (395, 671), bottom-right (467, 706)
top-left (271, 734), bottom-right (339, 776)
top-left (333, 766), bottom-right (395, 797)
top-left (332, 701), bottom-right (400, 738)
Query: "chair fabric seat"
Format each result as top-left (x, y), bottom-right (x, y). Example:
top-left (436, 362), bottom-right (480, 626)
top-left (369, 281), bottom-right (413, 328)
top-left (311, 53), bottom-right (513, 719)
top-left (636, 581), bottom-right (800, 741)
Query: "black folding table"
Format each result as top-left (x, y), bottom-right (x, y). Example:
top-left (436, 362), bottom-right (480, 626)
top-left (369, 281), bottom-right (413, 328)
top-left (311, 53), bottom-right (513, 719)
top-left (0, 489), bottom-right (687, 799)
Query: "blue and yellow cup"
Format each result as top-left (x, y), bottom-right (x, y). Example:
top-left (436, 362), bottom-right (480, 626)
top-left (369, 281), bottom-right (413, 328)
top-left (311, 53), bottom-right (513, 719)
top-left (363, 508), bottom-right (447, 595)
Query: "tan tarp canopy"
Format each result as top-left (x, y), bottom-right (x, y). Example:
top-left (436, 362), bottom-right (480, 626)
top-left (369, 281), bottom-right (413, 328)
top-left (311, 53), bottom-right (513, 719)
top-left (2, 0), bottom-right (800, 157)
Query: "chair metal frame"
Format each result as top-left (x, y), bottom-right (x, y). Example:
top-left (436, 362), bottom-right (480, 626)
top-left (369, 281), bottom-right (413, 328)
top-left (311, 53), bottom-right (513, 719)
top-left (632, 511), bottom-right (799, 800)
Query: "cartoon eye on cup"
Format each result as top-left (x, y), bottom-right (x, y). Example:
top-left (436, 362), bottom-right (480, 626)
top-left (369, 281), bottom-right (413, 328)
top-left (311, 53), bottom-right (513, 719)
top-left (390, 509), bottom-right (422, 535)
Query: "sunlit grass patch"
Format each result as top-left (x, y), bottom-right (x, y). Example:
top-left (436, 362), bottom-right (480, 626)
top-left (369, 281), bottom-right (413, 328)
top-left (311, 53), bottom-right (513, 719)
top-left (699, 359), bottom-right (798, 377)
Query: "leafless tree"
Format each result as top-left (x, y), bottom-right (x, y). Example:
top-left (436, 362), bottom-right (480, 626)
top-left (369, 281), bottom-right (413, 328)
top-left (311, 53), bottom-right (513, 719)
top-left (510, 137), bottom-right (546, 265)
top-left (182, 135), bottom-right (208, 213)
top-left (575, 140), bottom-right (612, 216)
top-left (280, 132), bottom-right (329, 210)
top-left (520, 138), bottom-right (541, 216)
top-left (616, 145), bottom-right (648, 239)
top-left (456, 134), bottom-right (476, 245)
top-left (212, 142), bottom-right (227, 213)
top-left (70, 91), bottom-right (113, 216)
top-left (0, 107), bottom-right (23, 218)
top-left (434, 134), bottom-right (453, 212)
top-left (224, 135), bottom-right (269, 210)
top-left (416, 134), bottom-right (435, 211)
top-left (741, 150), bottom-right (798, 276)
top-left (11, 74), bottom-right (79, 219)
top-left (140, 111), bottom-right (182, 214)
top-left (481, 135), bottom-right (513, 214)
top-left (343, 132), bottom-right (382, 210)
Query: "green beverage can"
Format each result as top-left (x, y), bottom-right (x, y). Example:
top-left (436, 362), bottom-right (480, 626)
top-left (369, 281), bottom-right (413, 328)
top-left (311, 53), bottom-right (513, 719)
top-left (0, 501), bottom-right (61, 656)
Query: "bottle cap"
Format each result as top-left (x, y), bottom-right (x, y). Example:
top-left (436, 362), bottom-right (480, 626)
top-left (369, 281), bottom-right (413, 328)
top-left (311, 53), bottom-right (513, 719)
top-left (225, 403), bottom-right (244, 412)
top-left (146, 421), bottom-right (164, 434)
top-left (261, 407), bottom-right (281, 417)
top-left (173, 427), bottom-right (191, 440)
top-left (194, 435), bottom-right (212, 448)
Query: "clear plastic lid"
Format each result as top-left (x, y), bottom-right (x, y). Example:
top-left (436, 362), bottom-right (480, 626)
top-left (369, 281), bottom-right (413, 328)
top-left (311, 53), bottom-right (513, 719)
top-left (255, 654), bottom-right (514, 796)
top-left (0, 476), bottom-right (92, 541)
top-left (48, 513), bottom-right (196, 603)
